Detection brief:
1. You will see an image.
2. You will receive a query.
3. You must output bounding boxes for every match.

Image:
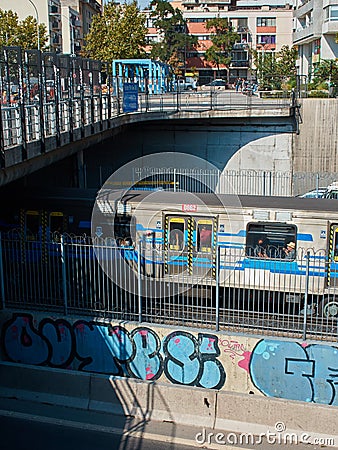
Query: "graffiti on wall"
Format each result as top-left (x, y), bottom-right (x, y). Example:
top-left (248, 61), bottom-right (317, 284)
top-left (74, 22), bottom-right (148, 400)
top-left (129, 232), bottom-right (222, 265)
top-left (1, 314), bottom-right (338, 405)
top-left (250, 339), bottom-right (338, 406)
top-left (1, 314), bottom-right (226, 390)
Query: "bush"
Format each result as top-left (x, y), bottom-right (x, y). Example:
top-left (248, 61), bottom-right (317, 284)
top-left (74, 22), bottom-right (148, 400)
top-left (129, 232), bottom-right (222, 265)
top-left (308, 90), bottom-right (329, 98)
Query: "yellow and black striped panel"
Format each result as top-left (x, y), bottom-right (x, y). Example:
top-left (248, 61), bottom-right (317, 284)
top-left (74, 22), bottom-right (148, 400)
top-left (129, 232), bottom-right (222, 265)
top-left (20, 209), bottom-right (26, 263)
top-left (212, 218), bottom-right (218, 278)
top-left (41, 211), bottom-right (48, 264)
top-left (164, 216), bottom-right (169, 274)
top-left (187, 217), bottom-right (193, 275)
top-left (328, 225), bottom-right (338, 287)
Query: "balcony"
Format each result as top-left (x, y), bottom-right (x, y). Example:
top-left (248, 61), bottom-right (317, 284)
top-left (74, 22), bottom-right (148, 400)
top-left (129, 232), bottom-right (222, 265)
top-left (293, 23), bottom-right (319, 43)
top-left (322, 19), bottom-right (338, 34)
top-left (294, 0), bottom-right (314, 19)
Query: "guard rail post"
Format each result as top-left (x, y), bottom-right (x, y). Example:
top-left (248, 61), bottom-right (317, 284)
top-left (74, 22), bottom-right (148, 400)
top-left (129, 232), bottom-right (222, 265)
top-left (302, 250), bottom-right (310, 341)
top-left (0, 232), bottom-right (5, 310)
top-left (138, 240), bottom-right (142, 323)
top-left (61, 235), bottom-right (68, 315)
top-left (215, 245), bottom-right (220, 332)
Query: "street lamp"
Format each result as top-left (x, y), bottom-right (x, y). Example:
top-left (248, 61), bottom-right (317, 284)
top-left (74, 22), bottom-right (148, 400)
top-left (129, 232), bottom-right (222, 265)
top-left (27, 0), bottom-right (40, 51)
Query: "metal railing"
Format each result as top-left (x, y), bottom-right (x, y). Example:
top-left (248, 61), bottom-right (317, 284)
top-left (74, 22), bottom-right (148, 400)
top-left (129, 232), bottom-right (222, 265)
top-left (87, 166), bottom-right (338, 197)
top-left (1, 233), bottom-right (337, 343)
top-left (0, 47), bottom-right (299, 169)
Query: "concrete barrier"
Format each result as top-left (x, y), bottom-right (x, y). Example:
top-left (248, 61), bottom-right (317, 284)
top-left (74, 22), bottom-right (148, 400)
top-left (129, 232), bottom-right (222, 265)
top-left (215, 389), bottom-right (338, 443)
top-left (0, 361), bottom-right (337, 444)
top-left (89, 374), bottom-right (216, 428)
top-left (0, 361), bottom-right (91, 409)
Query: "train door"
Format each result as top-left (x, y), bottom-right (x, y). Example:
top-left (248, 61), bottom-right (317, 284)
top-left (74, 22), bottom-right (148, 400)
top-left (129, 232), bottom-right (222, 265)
top-left (327, 224), bottom-right (338, 287)
top-left (194, 218), bottom-right (217, 278)
top-left (49, 212), bottom-right (66, 236)
top-left (21, 210), bottom-right (41, 240)
top-left (164, 215), bottom-right (217, 278)
top-left (165, 216), bottom-right (190, 275)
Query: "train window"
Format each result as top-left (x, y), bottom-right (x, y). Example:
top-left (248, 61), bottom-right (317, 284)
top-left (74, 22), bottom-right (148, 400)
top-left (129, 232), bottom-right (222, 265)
top-left (49, 212), bottom-right (64, 234)
top-left (24, 211), bottom-right (40, 240)
top-left (246, 222), bottom-right (297, 259)
top-left (196, 220), bottom-right (213, 252)
top-left (168, 218), bottom-right (185, 251)
top-left (332, 226), bottom-right (338, 261)
top-left (114, 215), bottom-right (133, 243)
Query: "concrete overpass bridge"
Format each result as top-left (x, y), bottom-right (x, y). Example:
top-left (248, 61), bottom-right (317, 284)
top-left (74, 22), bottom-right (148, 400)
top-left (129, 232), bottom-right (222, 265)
top-left (0, 84), bottom-right (299, 188)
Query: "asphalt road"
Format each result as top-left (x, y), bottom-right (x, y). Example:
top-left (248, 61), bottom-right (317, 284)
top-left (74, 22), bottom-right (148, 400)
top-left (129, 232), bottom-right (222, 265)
top-left (0, 415), bottom-right (198, 450)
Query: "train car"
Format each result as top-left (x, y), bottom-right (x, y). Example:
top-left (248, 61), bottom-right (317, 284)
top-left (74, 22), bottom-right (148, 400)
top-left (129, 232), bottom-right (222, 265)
top-left (93, 189), bottom-right (338, 318)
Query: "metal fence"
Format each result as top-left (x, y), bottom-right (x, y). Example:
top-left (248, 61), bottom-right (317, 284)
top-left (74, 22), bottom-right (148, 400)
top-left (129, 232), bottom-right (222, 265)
top-left (87, 166), bottom-right (338, 197)
top-left (0, 46), bottom-right (299, 169)
top-left (1, 233), bottom-right (337, 343)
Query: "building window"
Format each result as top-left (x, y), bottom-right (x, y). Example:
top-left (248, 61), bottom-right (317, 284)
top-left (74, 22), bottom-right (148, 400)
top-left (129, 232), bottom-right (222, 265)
top-left (257, 17), bottom-right (276, 27)
top-left (313, 39), bottom-right (321, 55)
top-left (257, 35), bottom-right (276, 45)
top-left (325, 6), bottom-right (338, 21)
top-left (188, 18), bottom-right (207, 23)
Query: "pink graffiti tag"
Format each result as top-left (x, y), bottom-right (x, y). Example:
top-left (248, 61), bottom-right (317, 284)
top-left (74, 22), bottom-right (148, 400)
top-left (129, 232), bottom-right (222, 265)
top-left (238, 351), bottom-right (251, 373)
top-left (220, 339), bottom-right (246, 361)
top-left (207, 338), bottom-right (215, 350)
top-left (145, 366), bottom-right (154, 380)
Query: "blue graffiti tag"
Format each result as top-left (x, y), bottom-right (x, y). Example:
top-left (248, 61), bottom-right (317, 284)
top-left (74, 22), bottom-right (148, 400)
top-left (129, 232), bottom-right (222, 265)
top-left (163, 331), bottom-right (225, 389)
top-left (250, 340), bottom-right (338, 405)
top-left (3, 314), bottom-right (49, 365)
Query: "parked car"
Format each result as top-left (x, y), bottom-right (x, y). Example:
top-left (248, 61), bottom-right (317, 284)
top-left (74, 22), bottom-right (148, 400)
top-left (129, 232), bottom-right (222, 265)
top-left (296, 188), bottom-right (327, 198)
top-left (176, 77), bottom-right (197, 92)
top-left (323, 181), bottom-right (338, 199)
top-left (200, 79), bottom-right (228, 90)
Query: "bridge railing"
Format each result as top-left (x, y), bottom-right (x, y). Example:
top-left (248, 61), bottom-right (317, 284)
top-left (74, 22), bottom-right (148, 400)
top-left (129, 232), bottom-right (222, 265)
top-left (0, 47), bottom-right (300, 169)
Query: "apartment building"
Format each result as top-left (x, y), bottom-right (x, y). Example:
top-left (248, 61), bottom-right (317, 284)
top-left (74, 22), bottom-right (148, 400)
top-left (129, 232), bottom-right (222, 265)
top-left (145, 0), bottom-right (293, 84)
top-left (293, 0), bottom-right (338, 79)
top-left (0, 0), bottom-right (101, 54)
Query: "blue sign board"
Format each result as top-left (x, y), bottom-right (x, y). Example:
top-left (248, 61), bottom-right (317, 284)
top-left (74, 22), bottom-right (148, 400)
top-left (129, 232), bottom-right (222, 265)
top-left (123, 83), bottom-right (139, 113)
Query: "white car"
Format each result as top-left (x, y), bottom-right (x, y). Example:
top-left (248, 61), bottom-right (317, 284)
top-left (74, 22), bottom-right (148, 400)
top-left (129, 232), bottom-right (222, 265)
top-left (297, 188), bottom-right (326, 198)
top-left (199, 79), bottom-right (229, 90)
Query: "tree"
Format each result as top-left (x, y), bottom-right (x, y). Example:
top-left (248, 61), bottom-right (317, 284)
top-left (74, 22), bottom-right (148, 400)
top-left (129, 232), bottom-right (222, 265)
top-left (252, 45), bottom-right (297, 89)
top-left (84, 1), bottom-right (147, 62)
top-left (205, 18), bottom-right (239, 80)
top-left (311, 59), bottom-right (338, 95)
top-left (0, 9), bottom-right (47, 50)
top-left (149, 0), bottom-right (197, 76)
top-left (275, 45), bottom-right (298, 77)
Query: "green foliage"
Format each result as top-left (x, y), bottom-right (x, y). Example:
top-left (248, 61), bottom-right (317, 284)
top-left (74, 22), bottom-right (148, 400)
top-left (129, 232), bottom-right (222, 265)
top-left (0, 9), bottom-right (47, 50)
top-left (312, 59), bottom-right (338, 87)
top-left (149, 0), bottom-right (197, 73)
top-left (204, 18), bottom-right (239, 75)
top-left (275, 45), bottom-right (298, 77)
top-left (84, 1), bottom-right (147, 62)
top-left (252, 45), bottom-right (297, 90)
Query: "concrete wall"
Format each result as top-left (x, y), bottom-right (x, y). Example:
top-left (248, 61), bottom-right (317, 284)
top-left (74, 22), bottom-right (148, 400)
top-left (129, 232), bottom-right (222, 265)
top-left (293, 99), bottom-right (338, 173)
top-left (1, 311), bottom-right (337, 408)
